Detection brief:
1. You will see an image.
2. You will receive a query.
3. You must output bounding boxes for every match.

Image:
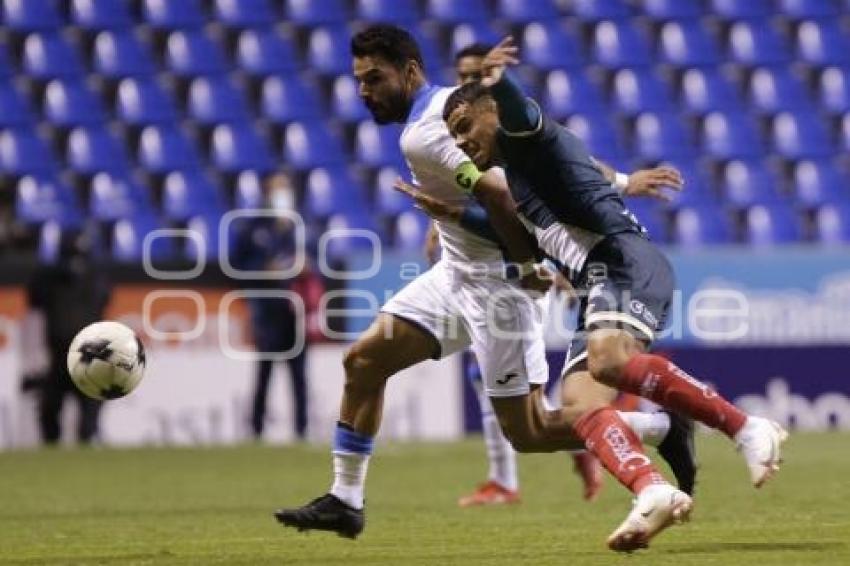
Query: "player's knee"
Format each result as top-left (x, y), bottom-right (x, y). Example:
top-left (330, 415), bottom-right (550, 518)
top-left (500, 425), bottom-right (539, 453)
top-left (561, 396), bottom-right (607, 425)
top-left (586, 331), bottom-right (631, 386)
top-left (343, 342), bottom-right (386, 390)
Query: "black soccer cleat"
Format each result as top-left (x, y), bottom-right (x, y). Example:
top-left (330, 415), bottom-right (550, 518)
top-left (274, 494), bottom-right (365, 539)
top-left (656, 411), bottom-right (698, 496)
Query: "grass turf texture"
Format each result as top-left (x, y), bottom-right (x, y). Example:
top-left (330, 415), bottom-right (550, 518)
top-left (0, 433), bottom-right (847, 565)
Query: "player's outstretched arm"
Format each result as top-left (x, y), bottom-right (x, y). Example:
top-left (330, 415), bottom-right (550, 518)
top-left (593, 159), bottom-right (684, 202)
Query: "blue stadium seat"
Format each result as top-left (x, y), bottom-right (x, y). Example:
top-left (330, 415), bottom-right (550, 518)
top-left (324, 211), bottom-right (380, 260)
top-left (67, 126), bottom-right (130, 175)
top-left (780, 0), bottom-right (842, 19)
top-left (796, 20), bottom-right (850, 67)
top-left (642, 0), bottom-right (703, 21)
top-left (450, 23), bottom-right (501, 58)
top-left (719, 159), bottom-right (782, 208)
top-left (792, 159), bottom-right (848, 208)
top-left (15, 174), bottom-right (79, 226)
top-left (285, 0), bottom-right (348, 25)
top-left (304, 166), bottom-right (366, 219)
top-left (236, 29), bottom-right (299, 76)
top-left (22, 33), bottom-right (85, 80)
top-left (165, 31), bottom-right (229, 78)
top-left (186, 212), bottom-right (223, 260)
top-left (0, 80), bottom-right (35, 127)
top-left (611, 69), bottom-right (675, 116)
top-left (162, 170), bottom-right (224, 222)
top-left (658, 21), bottom-right (721, 67)
top-left (497, 0), bottom-right (560, 23)
top-left (672, 206), bottom-right (732, 245)
top-left (842, 112), bottom-right (850, 152)
top-left (564, 113), bottom-right (626, 162)
top-left (427, 0), bottom-right (489, 23)
top-left (573, 0), bottom-right (631, 21)
top-left (356, 0), bottom-right (419, 23)
top-left (710, 0), bottom-right (772, 19)
top-left (0, 128), bottom-right (57, 174)
top-left (355, 121), bottom-right (404, 168)
top-left (93, 31), bottom-right (157, 78)
top-left (0, 44), bottom-right (12, 77)
top-left (542, 70), bottom-right (606, 119)
top-left (308, 26), bottom-right (352, 76)
top-left (592, 21), bottom-right (652, 69)
top-left (522, 22), bottom-right (583, 71)
top-left (747, 67), bottom-right (813, 115)
top-left (745, 204), bottom-right (802, 245)
top-left (187, 76), bottom-right (251, 125)
top-left (282, 121), bottom-right (346, 170)
top-left (819, 66), bottom-right (850, 114)
top-left (633, 112), bottom-right (695, 161)
top-left (214, 0), bottom-right (274, 28)
top-left (137, 125), bottom-right (200, 174)
top-left (112, 214), bottom-right (174, 262)
top-left (393, 210), bottom-right (431, 252)
top-left (142, 0), bottom-right (204, 30)
top-left (210, 123), bottom-right (274, 173)
top-left (331, 75), bottom-right (370, 123)
top-left (728, 22), bottom-right (792, 67)
top-left (814, 203), bottom-right (850, 244)
top-left (43, 80), bottom-right (106, 127)
top-left (700, 111), bottom-right (764, 160)
top-left (374, 163), bottom-right (415, 216)
top-left (261, 75), bottom-right (322, 125)
top-left (2, 0), bottom-right (61, 32)
top-left (679, 68), bottom-right (743, 115)
top-left (770, 111), bottom-right (833, 159)
top-left (89, 172), bottom-right (152, 221)
top-left (234, 170), bottom-right (263, 209)
top-left (70, 0), bottom-right (132, 30)
top-left (116, 78), bottom-right (178, 126)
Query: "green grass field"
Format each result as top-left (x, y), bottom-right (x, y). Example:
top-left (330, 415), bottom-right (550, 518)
top-left (0, 432), bottom-right (848, 565)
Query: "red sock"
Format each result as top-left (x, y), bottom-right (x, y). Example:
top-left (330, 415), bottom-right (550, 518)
top-left (573, 407), bottom-right (667, 495)
top-left (620, 353), bottom-right (747, 438)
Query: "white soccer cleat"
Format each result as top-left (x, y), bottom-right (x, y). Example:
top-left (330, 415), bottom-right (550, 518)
top-left (606, 484), bottom-right (693, 553)
top-left (735, 417), bottom-right (789, 488)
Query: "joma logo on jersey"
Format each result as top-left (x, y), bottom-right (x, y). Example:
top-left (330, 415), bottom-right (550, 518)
top-left (496, 372), bottom-right (519, 385)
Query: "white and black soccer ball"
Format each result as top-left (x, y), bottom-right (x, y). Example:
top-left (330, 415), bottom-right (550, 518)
top-left (66, 321), bottom-right (146, 401)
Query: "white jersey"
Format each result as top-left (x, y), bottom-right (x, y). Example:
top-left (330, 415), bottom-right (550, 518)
top-left (399, 85), bottom-right (504, 266)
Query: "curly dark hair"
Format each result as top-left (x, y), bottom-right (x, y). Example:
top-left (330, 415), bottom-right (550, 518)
top-left (454, 43), bottom-right (492, 62)
top-left (442, 81), bottom-right (492, 121)
top-left (350, 24), bottom-right (423, 69)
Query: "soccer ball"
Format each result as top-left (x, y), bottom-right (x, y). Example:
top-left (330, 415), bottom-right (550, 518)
top-left (66, 321), bottom-right (147, 400)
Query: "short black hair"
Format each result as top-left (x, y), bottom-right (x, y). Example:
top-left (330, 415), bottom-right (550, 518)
top-left (454, 43), bottom-right (492, 62)
top-left (442, 81), bottom-right (492, 121)
top-left (351, 24), bottom-right (423, 69)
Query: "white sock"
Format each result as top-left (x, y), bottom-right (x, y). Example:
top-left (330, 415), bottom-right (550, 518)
top-left (330, 451), bottom-right (370, 509)
top-left (473, 379), bottom-right (518, 491)
top-left (618, 411), bottom-right (671, 447)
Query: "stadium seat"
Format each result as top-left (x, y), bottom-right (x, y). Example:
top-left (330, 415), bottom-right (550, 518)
top-left (642, 0), bottom-right (703, 21)
top-left (611, 69), bottom-right (675, 116)
top-left (374, 163), bottom-right (415, 217)
top-left (564, 113), bottom-right (626, 162)
top-left (282, 121), bottom-right (346, 170)
top-left (142, 0), bottom-right (205, 30)
top-left (393, 210), bottom-right (431, 252)
top-left (770, 111), bottom-right (833, 159)
top-left (137, 125), bottom-right (200, 174)
top-left (814, 203), bottom-right (850, 243)
top-left (285, 0), bottom-right (348, 25)
top-left (819, 67), bottom-right (850, 114)
top-left (116, 78), bottom-right (179, 127)
top-left (304, 166), bottom-right (366, 219)
top-left (779, 0), bottom-right (842, 19)
top-left (93, 31), bottom-right (157, 79)
top-left (791, 159), bottom-right (848, 208)
top-left (14, 174), bottom-right (79, 226)
top-left (744, 204), bottom-right (803, 245)
top-left (186, 212), bottom-right (223, 260)
top-left (700, 111), bottom-right (764, 160)
top-left (324, 211), bottom-right (381, 260)
top-left (658, 21), bottom-right (721, 67)
top-left (165, 31), bottom-right (229, 78)
top-left (162, 170), bottom-right (224, 222)
top-left (356, 0), bottom-right (419, 23)
top-left (70, 0), bottom-right (133, 30)
top-left (450, 24), bottom-right (501, 58)
top-left (331, 75), bottom-right (370, 123)
top-left (747, 67), bottom-right (813, 115)
top-left (679, 68), bottom-right (744, 115)
top-left (719, 159), bottom-right (782, 208)
top-left (0, 80), bottom-right (35, 127)
top-left (710, 0), bottom-right (772, 19)
top-left (496, 0), bottom-right (560, 23)
top-left (89, 172), bottom-right (152, 221)
top-left (22, 33), bottom-right (85, 80)
top-left (728, 22), bottom-right (792, 67)
top-left (355, 121), bottom-right (404, 169)
top-left (542, 70), bottom-right (606, 119)
top-left (234, 170), bottom-right (263, 209)
top-left (213, 0), bottom-right (274, 29)
top-left (43, 80), bottom-right (107, 128)
top-left (842, 112), bottom-right (850, 152)
top-left (187, 76), bottom-right (251, 126)
top-left (210, 123), bottom-right (274, 173)
top-left (2, 0), bottom-right (61, 32)
top-left (633, 112), bottom-right (695, 161)
top-left (261, 75), bottom-right (322, 125)
top-left (0, 128), bottom-right (57, 174)
top-left (573, 0), bottom-right (631, 21)
top-left (522, 22), bottom-right (583, 71)
top-left (0, 43), bottom-right (12, 77)
top-left (592, 21), bottom-right (652, 69)
top-left (307, 26), bottom-right (353, 76)
top-left (795, 21), bottom-right (850, 68)
top-left (236, 29), bottom-right (299, 76)
top-left (427, 0), bottom-right (489, 23)
top-left (67, 126), bottom-right (130, 175)
top-left (112, 214), bottom-right (174, 262)
top-left (671, 206), bottom-right (732, 245)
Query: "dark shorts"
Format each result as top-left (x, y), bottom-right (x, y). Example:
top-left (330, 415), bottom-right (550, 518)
top-left (564, 232), bottom-right (675, 375)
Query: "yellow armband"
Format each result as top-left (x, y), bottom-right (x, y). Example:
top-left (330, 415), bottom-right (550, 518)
top-left (453, 161), bottom-right (483, 194)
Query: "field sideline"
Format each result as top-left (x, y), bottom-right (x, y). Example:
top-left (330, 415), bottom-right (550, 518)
top-left (0, 432), bottom-right (847, 565)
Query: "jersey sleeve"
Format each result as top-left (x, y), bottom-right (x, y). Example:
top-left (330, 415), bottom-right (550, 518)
top-left (421, 119), bottom-right (483, 194)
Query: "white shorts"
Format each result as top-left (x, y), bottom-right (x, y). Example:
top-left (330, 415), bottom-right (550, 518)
top-left (381, 260), bottom-right (548, 398)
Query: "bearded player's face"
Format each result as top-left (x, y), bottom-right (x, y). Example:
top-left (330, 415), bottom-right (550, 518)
top-left (353, 55), bottom-right (415, 124)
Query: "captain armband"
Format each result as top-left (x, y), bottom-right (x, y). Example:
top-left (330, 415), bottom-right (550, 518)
top-left (453, 161), bottom-right (483, 194)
